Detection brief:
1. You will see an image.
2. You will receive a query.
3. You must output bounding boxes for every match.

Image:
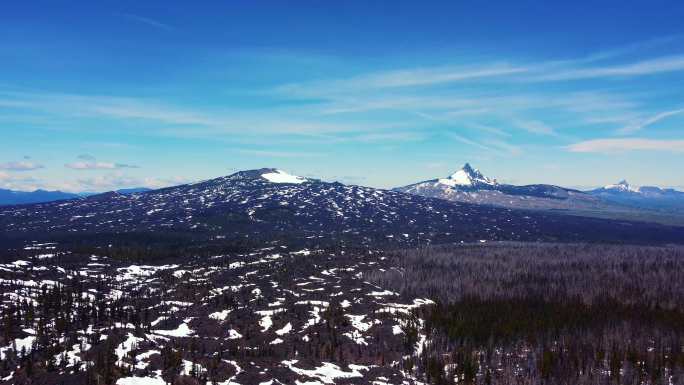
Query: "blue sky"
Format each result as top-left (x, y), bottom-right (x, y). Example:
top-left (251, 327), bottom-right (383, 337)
top-left (1, 1), bottom-right (684, 192)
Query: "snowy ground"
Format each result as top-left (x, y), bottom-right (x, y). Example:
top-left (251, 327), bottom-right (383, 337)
top-left (0, 243), bottom-right (432, 384)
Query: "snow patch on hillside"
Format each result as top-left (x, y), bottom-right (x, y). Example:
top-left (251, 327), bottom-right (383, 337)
top-left (153, 322), bottom-right (194, 337)
top-left (116, 375), bottom-right (166, 385)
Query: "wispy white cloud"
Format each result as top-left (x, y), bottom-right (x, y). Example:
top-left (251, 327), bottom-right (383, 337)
top-left (447, 133), bottom-right (493, 151)
top-left (464, 122), bottom-right (510, 137)
top-left (513, 120), bottom-right (555, 136)
top-left (0, 160), bottom-right (44, 171)
top-left (235, 149), bottom-right (323, 158)
top-left (352, 64), bottom-right (528, 88)
top-left (567, 138), bottom-right (684, 153)
top-left (618, 108), bottom-right (684, 134)
top-left (0, 171), bottom-right (40, 190)
top-left (583, 114), bottom-right (640, 126)
top-left (483, 139), bottom-right (523, 156)
top-left (120, 13), bottom-right (174, 31)
top-left (0, 90), bottom-right (391, 138)
top-left (446, 133), bottom-right (522, 156)
top-left (317, 95), bottom-right (486, 115)
top-left (531, 55), bottom-right (684, 81)
top-left (65, 161), bottom-right (138, 170)
top-left (316, 91), bottom-right (636, 122)
top-left (278, 53), bottom-right (684, 105)
top-left (278, 63), bottom-right (528, 96)
top-left (65, 155), bottom-right (138, 170)
top-left (7, 172), bottom-right (190, 193)
top-left (537, 35), bottom-right (683, 67)
top-left (72, 173), bottom-right (188, 192)
top-left (0, 52), bottom-right (662, 150)
top-left (351, 132), bottom-right (425, 143)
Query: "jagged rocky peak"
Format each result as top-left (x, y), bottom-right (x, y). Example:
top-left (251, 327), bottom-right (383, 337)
top-left (605, 179), bottom-right (638, 192)
top-left (439, 163), bottom-right (497, 187)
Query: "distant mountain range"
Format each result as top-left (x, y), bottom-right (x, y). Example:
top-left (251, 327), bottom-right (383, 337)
top-left (2, 165), bottom-right (683, 223)
top-left (0, 187), bottom-right (152, 206)
top-left (2, 168), bottom-right (683, 249)
top-left (79, 187), bottom-right (152, 197)
top-left (394, 163), bottom-right (684, 221)
top-left (0, 189), bottom-right (81, 206)
top-left (588, 180), bottom-right (684, 212)
top-left (394, 163), bottom-right (602, 210)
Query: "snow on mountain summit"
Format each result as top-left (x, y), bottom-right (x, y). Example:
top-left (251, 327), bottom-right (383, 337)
top-left (393, 163), bottom-right (617, 214)
top-left (589, 180), bottom-right (684, 212)
top-left (261, 169), bottom-right (307, 184)
top-left (438, 163), bottom-right (497, 187)
top-left (604, 180), bottom-right (639, 192)
top-left (599, 180), bottom-right (681, 195)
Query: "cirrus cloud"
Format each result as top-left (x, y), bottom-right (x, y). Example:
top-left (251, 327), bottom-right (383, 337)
top-left (618, 108), bottom-right (684, 134)
top-left (75, 174), bottom-right (182, 191)
top-left (65, 155), bottom-right (139, 170)
top-left (65, 161), bottom-right (139, 170)
top-left (567, 138), bottom-right (684, 153)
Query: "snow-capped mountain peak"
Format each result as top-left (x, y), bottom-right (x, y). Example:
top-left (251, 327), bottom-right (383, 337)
top-left (261, 169), bottom-right (308, 184)
top-left (438, 163), bottom-right (497, 187)
top-left (604, 180), bottom-right (640, 193)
